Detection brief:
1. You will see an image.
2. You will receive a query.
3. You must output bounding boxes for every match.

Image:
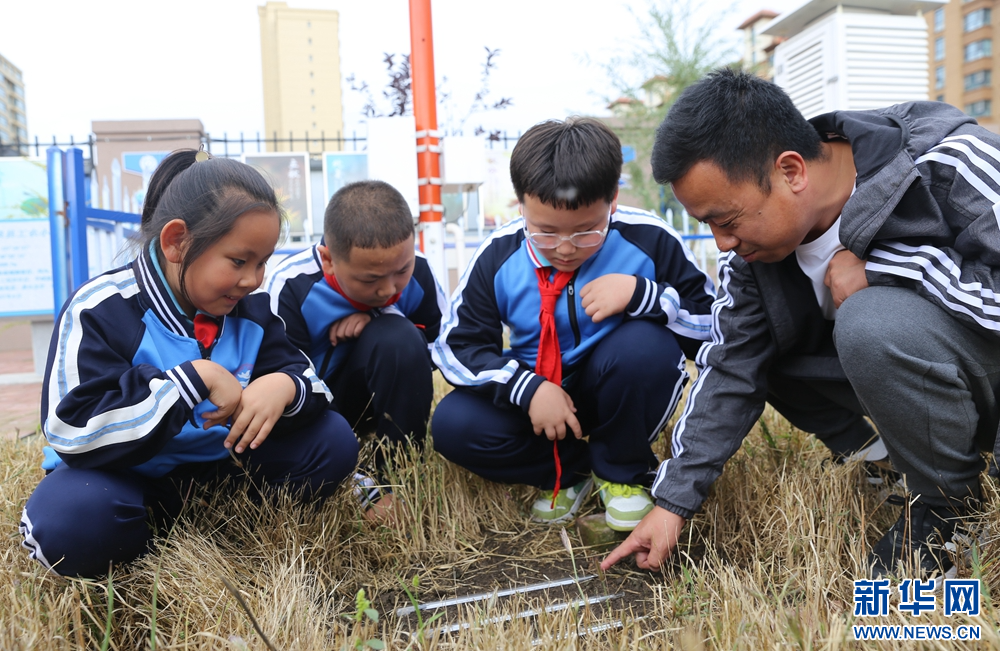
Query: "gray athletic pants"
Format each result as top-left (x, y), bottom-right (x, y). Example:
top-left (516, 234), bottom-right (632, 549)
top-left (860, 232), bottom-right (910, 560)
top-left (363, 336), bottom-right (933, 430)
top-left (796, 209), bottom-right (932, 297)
top-left (767, 365), bottom-right (877, 458)
top-left (835, 286), bottom-right (1000, 508)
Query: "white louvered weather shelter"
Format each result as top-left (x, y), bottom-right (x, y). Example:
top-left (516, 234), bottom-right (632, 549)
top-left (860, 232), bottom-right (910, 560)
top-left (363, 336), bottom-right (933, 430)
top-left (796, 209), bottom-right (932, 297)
top-left (764, 0), bottom-right (945, 118)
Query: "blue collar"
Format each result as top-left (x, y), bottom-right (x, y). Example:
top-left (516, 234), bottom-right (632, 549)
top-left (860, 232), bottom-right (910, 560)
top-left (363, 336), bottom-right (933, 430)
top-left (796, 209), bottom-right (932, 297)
top-left (132, 243), bottom-right (199, 339)
top-left (147, 242), bottom-right (190, 319)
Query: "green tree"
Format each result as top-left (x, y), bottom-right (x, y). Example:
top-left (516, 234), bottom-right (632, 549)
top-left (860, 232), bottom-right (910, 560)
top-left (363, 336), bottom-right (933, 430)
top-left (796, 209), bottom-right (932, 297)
top-left (604, 0), bottom-right (737, 220)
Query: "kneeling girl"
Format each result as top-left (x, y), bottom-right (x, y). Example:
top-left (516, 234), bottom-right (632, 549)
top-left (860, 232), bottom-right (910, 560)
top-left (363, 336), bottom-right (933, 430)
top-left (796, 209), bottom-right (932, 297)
top-left (20, 150), bottom-right (358, 578)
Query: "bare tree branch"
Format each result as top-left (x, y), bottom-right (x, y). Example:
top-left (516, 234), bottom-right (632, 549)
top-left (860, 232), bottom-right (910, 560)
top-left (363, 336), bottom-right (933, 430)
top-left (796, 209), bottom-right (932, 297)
top-left (348, 46), bottom-right (511, 135)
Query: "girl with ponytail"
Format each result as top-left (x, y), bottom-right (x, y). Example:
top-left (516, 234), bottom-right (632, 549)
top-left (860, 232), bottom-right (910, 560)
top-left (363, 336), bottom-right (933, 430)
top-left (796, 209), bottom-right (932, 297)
top-left (20, 149), bottom-right (358, 578)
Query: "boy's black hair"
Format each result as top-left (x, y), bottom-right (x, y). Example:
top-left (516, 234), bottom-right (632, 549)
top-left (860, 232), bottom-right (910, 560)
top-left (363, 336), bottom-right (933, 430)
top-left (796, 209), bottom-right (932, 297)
top-left (651, 67), bottom-right (824, 192)
top-left (324, 180), bottom-right (414, 260)
top-left (140, 149), bottom-right (282, 307)
top-left (509, 117), bottom-right (622, 209)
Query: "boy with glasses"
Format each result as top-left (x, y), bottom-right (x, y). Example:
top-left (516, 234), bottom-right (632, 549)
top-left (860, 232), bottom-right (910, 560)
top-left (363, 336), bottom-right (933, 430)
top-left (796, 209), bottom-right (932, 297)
top-left (431, 117), bottom-right (715, 529)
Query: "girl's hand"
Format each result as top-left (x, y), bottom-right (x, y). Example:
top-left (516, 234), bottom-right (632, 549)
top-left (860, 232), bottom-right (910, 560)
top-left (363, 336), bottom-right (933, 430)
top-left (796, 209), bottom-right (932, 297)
top-left (527, 381), bottom-right (582, 441)
top-left (329, 312), bottom-right (372, 346)
top-left (225, 373), bottom-right (296, 453)
top-left (580, 274), bottom-right (637, 323)
top-left (190, 360), bottom-right (243, 429)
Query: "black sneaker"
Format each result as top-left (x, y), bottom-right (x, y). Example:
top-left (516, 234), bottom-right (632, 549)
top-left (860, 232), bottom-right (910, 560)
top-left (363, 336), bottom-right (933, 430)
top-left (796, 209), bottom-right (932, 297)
top-left (869, 495), bottom-right (969, 579)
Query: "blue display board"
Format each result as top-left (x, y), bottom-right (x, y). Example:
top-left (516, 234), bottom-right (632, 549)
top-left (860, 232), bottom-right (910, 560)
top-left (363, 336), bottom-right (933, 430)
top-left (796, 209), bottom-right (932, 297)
top-left (322, 152), bottom-right (368, 202)
top-left (0, 158), bottom-right (53, 317)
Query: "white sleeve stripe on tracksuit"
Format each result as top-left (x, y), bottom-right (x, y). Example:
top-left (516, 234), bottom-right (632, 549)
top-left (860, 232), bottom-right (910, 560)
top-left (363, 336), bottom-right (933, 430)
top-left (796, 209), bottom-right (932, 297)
top-left (651, 251), bottom-right (737, 498)
top-left (612, 208), bottom-right (716, 338)
top-left (867, 134), bottom-right (1000, 331)
top-left (431, 220), bottom-right (525, 387)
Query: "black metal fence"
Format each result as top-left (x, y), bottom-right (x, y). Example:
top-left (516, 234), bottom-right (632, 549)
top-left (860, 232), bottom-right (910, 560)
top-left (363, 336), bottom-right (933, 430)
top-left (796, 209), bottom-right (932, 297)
top-left (0, 129), bottom-right (522, 159)
top-left (203, 131), bottom-right (366, 156)
top-left (1, 135), bottom-right (95, 159)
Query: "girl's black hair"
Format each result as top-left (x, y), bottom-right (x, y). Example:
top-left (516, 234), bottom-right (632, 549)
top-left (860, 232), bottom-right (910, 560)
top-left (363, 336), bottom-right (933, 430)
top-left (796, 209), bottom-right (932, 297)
top-left (139, 149), bottom-right (282, 306)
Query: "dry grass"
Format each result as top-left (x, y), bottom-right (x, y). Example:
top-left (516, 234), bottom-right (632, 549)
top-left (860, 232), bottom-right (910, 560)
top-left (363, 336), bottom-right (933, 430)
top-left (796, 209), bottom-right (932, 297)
top-left (1, 373), bottom-right (998, 649)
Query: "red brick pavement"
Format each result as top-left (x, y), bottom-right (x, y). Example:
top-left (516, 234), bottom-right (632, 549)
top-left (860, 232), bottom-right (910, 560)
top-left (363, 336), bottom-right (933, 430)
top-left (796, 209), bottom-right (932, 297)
top-left (0, 350), bottom-right (41, 440)
top-left (0, 349), bottom-right (32, 374)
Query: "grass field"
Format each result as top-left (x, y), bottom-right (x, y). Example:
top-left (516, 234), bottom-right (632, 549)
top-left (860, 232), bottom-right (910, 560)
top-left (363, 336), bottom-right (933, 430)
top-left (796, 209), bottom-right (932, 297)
top-left (1, 373), bottom-right (997, 650)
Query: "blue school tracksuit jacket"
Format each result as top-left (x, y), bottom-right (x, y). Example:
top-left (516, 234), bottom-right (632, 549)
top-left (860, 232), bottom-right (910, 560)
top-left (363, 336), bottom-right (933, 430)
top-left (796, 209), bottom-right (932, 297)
top-left (39, 245), bottom-right (332, 478)
top-left (265, 245), bottom-right (447, 382)
top-left (431, 206), bottom-right (717, 411)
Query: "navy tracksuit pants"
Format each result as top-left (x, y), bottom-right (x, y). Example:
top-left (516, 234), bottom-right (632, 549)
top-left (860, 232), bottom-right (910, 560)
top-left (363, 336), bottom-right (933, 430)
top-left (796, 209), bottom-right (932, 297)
top-left (432, 320), bottom-right (688, 490)
top-left (328, 313), bottom-right (433, 468)
top-left (20, 410), bottom-right (358, 578)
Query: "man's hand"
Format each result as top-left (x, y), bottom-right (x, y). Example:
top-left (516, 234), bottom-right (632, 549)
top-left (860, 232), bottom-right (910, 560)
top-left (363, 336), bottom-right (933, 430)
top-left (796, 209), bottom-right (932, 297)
top-left (580, 274), bottom-right (637, 323)
top-left (329, 312), bottom-right (372, 346)
top-left (601, 506), bottom-right (686, 571)
top-left (225, 372), bottom-right (296, 454)
top-left (825, 249), bottom-right (869, 308)
top-left (190, 359), bottom-right (244, 430)
top-left (527, 381), bottom-right (582, 441)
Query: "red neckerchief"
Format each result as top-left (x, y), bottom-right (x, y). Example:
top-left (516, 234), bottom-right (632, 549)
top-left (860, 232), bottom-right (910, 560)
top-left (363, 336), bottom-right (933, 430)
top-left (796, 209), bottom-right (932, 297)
top-left (193, 313), bottom-right (219, 350)
top-left (534, 266), bottom-right (574, 506)
top-left (324, 272), bottom-right (401, 312)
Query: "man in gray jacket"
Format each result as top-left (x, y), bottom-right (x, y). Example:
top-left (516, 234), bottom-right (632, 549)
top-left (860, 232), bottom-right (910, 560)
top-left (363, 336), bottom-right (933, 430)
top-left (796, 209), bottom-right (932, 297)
top-left (603, 68), bottom-right (997, 578)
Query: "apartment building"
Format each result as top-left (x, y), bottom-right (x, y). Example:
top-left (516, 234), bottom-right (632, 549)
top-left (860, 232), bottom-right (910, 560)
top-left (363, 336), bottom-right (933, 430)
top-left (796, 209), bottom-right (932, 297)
top-left (739, 9), bottom-right (782, 81)
top-left (258, 1), bottom-right (344, 152)
top-left (928, 1), bottom-right (999, 129)
top-left (0, 52), bottom-right (27, 155)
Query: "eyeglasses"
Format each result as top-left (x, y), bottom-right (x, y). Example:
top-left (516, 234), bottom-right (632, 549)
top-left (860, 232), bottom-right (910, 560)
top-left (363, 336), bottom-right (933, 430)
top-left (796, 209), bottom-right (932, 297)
top-left (522, 211), bottom-right (611, 250)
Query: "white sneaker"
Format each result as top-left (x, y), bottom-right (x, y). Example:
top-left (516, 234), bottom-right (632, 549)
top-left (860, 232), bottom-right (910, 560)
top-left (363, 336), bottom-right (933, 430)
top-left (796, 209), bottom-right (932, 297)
top-left (594, 475), bottom-right (654, 532)
top-left (530, 477), bottom-right (594, 524)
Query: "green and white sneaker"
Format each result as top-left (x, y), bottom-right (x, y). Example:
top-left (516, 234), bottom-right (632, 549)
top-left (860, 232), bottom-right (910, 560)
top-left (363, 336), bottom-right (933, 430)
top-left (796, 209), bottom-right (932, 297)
top-left (530, 477), bottom-right (594, 524)
top-left (594, 476), bottom-right (654, 531)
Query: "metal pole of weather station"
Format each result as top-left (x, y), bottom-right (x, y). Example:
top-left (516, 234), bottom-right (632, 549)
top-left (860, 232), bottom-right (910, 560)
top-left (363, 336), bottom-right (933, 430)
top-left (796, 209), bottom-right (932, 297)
top-left (408, 0), bottom-right (447, 290)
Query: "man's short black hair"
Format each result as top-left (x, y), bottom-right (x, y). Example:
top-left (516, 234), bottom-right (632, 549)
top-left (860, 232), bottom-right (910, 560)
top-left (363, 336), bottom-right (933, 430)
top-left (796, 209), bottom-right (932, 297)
top-left (651, 67), bottom-right (824, 192)
top-left (324, 180), bottom-right (414, 260)
top-left (510, 117), bottom-right (622, 209)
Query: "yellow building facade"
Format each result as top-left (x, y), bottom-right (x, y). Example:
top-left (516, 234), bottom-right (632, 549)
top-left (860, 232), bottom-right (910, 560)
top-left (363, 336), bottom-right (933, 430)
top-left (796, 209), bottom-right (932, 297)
top-left (258, 1), bottom-right (344, 151)
top-left (927, 1), bottom-right (998, 131)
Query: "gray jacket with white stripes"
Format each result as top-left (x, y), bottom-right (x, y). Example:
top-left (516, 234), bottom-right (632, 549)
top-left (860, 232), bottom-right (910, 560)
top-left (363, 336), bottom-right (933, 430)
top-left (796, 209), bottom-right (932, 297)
top-left (651, 101), bottom-right (1000, 519)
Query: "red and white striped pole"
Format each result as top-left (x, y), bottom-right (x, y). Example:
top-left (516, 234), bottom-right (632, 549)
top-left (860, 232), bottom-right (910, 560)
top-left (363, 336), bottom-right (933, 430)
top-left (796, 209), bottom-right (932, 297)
top-left (409, 0), bottom-right (447, 291)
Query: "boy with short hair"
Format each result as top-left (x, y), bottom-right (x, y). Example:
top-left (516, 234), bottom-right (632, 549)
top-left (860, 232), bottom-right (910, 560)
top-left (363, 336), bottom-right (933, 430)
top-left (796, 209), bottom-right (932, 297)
top-left (267, 180), bottom-right (446, 489)
top-left (431, 117), bottom-right (715, 530)
top-left (604, 68), bottom-right (997, 578)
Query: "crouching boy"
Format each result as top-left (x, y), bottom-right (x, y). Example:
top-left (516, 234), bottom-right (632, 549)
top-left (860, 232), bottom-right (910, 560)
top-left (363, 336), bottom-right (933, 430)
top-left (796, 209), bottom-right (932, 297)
top-left (431, 118), bottom-right (715, 530)
top-left (267, 181), bottom-right (446, 509)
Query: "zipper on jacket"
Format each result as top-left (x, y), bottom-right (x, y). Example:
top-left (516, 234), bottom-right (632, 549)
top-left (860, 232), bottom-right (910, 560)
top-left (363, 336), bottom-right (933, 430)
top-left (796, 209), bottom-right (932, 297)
top-left (566, 270), bottom-right (581, 348)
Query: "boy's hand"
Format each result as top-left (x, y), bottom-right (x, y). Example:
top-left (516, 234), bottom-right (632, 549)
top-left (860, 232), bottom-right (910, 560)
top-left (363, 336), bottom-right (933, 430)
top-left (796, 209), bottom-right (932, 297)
top-left (225, 372), bottom-right (296, 453)
top-left (527, 381), bottom-right (582, 441)
top-left (191, 360), bottom-right (243, 429)
top-left (329, 312), bottom-right (372, 346)
top-left (601, 506), bottom-right (686, 571)
top-left (580, 274), bottom-right (637, 323)
top-left (825, 250), bottom-right (869, 308)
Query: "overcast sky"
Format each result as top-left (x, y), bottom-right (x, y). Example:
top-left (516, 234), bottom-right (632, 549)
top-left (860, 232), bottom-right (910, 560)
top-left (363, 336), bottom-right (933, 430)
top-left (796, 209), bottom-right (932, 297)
top-left (1, 0), bottom-right (801, 141)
